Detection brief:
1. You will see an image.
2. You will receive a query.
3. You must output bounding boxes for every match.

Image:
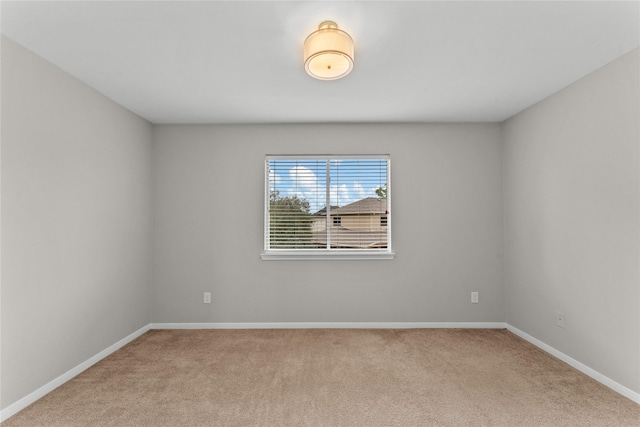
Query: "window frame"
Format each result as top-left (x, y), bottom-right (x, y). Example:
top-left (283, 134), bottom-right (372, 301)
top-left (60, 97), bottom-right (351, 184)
top-left (261, 154), bottom-right (395, 261)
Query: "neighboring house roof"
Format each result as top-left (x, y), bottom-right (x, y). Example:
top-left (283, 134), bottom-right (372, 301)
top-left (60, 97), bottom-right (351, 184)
top-left (333, 197), bottom-right (387, 215)
top-left (313, 206), bottom-right (340, 216)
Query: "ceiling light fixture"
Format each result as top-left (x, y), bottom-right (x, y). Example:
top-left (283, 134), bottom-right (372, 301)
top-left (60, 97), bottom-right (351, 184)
top-left (304, 21), bottom-right (354, 81)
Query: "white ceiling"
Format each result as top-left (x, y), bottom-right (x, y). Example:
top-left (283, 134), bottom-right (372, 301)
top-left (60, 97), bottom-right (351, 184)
top-left (2, 1), bottom-right (638, 124)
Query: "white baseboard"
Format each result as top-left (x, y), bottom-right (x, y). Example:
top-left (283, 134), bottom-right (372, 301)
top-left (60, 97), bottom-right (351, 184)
top-left (506, 324), bottom-right (640, 404)
top-left (150, 322), bottom-right (507, 330)
top-left (0, 324), bottom-right (151, 422)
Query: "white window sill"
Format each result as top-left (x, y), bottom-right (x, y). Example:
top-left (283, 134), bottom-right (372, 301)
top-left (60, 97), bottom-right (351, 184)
top-left (260, 250), bottom-right (396, 261)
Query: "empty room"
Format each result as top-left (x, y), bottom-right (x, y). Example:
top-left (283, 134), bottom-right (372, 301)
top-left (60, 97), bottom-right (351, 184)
top-left (1, 1), bottom-right (639, 425)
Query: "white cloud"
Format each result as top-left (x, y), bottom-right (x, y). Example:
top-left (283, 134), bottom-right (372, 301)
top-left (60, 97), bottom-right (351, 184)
top-left (269, 170), bottom-right (281, 185)
top-left (289, 166), bottom-right (317, 190)
top-left (287, 166), bottom-right (332, 212)
top-left (330, 183), bottom-right (359, 207)
top-left (353, 181), bottom-right (366, 199)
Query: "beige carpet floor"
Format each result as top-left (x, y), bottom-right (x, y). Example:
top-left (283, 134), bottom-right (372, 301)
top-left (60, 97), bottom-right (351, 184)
top-left (2, 329), bottom-right (639, 426)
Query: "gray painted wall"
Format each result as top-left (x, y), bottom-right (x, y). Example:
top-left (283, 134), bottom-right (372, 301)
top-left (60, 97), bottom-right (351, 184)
top-left (1, 37), bottom-right (153, 408)
top-left (503, 48), bottom-right (639, 393)
top-left (152, 123), bottom-right (504, 323)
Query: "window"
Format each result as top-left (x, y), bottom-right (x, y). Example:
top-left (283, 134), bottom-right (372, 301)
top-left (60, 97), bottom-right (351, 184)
top-left (262, 155), bottom-right (394, 260)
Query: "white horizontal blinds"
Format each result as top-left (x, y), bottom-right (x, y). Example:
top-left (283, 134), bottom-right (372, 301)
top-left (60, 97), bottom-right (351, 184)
top-left (267, 156), bottom-right (389, 251)
top-left (330, 159), bottom-right (388, 249)
top-left (268, 159), bottom-right (326, 249)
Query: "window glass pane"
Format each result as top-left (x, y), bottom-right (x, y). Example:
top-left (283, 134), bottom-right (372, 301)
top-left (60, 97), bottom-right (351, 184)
top-left (268, 159), bottom-right (326, 249)
top-left (329, 159), bottom-right (388, 249)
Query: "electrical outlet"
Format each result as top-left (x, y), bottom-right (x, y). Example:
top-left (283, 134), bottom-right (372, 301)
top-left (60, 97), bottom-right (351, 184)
top-left (203, 292), bottom-right (211, 304)
top-left (471, 292), bottom-right (479, 304)
top-left (556, 311), bottom-right (565, 328)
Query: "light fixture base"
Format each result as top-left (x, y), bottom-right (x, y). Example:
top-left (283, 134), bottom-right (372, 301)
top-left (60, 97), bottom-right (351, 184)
top-left (318, 21), bottom-right (338, 30)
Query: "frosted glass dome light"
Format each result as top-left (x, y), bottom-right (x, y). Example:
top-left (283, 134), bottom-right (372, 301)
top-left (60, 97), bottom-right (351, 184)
top-left (304, 21), bottom-right (354, 81)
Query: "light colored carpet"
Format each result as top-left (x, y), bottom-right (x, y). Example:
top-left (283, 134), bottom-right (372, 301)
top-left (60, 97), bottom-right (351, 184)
top-left (3, 329), bottom-right (639, 426)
